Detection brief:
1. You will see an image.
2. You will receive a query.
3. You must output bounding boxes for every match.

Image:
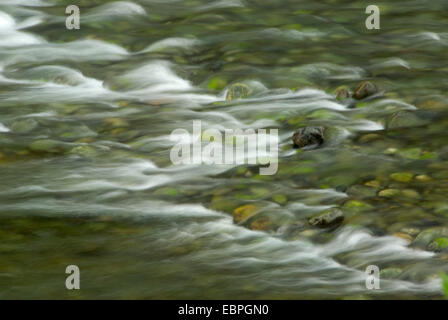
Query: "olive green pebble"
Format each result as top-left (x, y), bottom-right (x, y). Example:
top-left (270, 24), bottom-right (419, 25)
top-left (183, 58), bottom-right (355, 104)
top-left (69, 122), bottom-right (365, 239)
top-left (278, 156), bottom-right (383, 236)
top-left (272, 194), bottom-right (288, 205)
top-left (390, 172), bottom-right (414, 183)
top-left (378, 189), bottom-right (401, 198)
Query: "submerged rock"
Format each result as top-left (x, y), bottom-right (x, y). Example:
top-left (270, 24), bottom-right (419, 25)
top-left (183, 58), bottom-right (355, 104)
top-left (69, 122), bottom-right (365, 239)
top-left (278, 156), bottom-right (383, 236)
top-left (233, 204), bottom-right (260, 224)
top-left (415, 96), bottom-right (448, 112)
top-left (210, 195), bottom-right (241, 214)
top-left (386, 111), bottom-right (422, 130)
top-left (380, 268), bottom-right (403, 279)
top-left (11, 118), bottom-right (38, 134)
top-left (225, 83), bottom-right (252, 101)
top-left (29, 139), bottom-right (68, 154)
top-left (344, 200), bottom-right (373, 211)
top-left (292, 126), bottom-right (325, 149)
top-left (309, 208), bottom-right (344, 228)
top-left (393, 232), bottom-right (414, 242)
top-left (353, 81), bottom-right (378, 100)
top-left (249, 217), bottom-right (273, 231)
top-left (67, 145), bottom-right (97, 157)
top-left (104, 117), bottom-right (130, 128)
top-left (401, 189), bottom-right (420, 199)
top-left (272, 194), bottom-right (288, 205)
top-left (357, 133), bottom-right (382, 144)
top-left (378, 189), bottom-right (401, 198)
top-left (346, 185), bottom-right (378, 198)
top-left (390, 172), bottom-right (414, 183)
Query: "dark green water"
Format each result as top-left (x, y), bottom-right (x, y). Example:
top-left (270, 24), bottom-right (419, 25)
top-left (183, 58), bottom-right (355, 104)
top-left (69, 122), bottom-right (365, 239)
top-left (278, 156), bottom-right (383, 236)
top-left (0, 0), bottom-right (447, 299)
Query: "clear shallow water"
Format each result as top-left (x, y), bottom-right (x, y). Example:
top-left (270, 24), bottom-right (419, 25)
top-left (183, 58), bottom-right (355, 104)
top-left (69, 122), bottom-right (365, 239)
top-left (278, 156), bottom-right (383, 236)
top-left (0, 0), bottom-right (447, 299)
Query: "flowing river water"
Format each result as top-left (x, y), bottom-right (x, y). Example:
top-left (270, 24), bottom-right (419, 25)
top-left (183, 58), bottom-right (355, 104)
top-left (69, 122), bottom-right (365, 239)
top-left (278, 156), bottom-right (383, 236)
top-left (0, 0), bottom-right (448, 299)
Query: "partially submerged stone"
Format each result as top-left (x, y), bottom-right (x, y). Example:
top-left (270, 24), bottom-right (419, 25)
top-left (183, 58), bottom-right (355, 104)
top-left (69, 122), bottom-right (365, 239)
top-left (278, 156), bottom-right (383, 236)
top-left (353, 81), bottom-right (378, 100)
top-left (292, 126), bottom-right (325, 149)
top-left (334, 86), bottom-right (356, 108)
top-left (334, 86), bottom-right (350, 100)
top-left (225, 83), bottom-right (252, 101)
top-left (309, 208), bottom-right (344, 228)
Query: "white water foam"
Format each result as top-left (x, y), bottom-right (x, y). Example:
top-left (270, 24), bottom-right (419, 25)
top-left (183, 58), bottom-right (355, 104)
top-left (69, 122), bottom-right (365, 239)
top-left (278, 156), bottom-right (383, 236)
top-left (139, 37), bottom-right (200, 53)
top-left (84, 1), bottom-right (147, 21)
top-left (0, 123), bottom-right (10, 132)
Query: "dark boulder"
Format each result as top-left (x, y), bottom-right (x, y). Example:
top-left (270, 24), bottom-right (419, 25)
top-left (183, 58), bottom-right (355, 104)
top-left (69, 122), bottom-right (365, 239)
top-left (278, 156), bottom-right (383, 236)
top-left (292, 126), bottom-right (325, 149)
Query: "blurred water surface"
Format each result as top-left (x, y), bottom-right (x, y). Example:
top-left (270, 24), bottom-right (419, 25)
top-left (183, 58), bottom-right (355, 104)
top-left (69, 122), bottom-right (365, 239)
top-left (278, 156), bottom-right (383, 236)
top-left (0, 0), bottom-right (448, 299)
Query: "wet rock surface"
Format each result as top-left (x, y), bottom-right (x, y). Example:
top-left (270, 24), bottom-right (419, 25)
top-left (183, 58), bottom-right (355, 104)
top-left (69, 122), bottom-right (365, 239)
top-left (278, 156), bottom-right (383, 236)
top-left (309, 208), bottom-right (344, 228)
top-left (292, 126), bottom-right (325, 149)
top-left (353, 81), bottom-right (378, 100)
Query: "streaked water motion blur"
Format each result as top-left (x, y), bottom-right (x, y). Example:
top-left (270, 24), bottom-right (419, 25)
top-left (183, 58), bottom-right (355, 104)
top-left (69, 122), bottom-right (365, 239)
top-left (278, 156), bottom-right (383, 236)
top-left (0, 0), bottom-right (448, 299)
